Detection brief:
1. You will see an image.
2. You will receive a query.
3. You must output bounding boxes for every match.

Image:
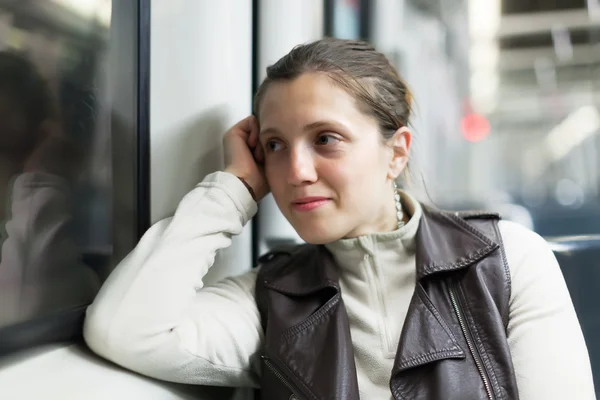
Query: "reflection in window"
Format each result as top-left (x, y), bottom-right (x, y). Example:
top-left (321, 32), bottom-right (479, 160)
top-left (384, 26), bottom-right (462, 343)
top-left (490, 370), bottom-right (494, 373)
top-left (0, 2), bottom-right (111, 328)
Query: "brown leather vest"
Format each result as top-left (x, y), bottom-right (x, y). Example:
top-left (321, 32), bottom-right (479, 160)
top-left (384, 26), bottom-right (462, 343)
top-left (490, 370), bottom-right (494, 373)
top-left (255, 206), bottom-right (519, 400)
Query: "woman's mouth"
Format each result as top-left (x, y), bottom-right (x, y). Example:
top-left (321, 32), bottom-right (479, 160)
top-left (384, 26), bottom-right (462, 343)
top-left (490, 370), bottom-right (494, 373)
top-left (292, 197), bottom-right (331, 212)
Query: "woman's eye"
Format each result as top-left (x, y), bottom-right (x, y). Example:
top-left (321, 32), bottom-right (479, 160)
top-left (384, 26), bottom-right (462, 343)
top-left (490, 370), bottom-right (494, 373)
top-left (266, 140), bottom-right (283, 152)
top-left (316, 134), bottom-right (340, 146)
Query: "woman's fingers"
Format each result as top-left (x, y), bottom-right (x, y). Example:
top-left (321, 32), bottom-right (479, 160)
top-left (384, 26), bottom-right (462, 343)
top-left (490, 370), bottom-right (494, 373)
top-left (248, 115), bottom-right (259, 148)
top-left (254, 143), bottom-right (264, 164)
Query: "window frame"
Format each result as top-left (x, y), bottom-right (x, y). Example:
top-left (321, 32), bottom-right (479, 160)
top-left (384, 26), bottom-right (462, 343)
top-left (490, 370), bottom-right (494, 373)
top-left (0, 0), bottom-right (151, 357)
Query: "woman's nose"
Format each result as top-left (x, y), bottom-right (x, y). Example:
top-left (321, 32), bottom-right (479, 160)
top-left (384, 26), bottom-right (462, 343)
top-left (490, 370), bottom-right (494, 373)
top-left (287, 147), bottom-right (317, 186)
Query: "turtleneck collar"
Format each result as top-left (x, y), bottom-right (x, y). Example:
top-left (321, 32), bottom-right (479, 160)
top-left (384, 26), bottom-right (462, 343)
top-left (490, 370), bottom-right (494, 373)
top-left (325, 191), bottom-right (422, 265)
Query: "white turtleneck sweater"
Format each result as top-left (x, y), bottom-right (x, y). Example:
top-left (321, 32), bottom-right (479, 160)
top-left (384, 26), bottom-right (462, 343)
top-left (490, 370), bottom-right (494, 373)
top-left (324, 191), bottom-right (422, 397)
top-left (83, 172), bottom-right (596, 399)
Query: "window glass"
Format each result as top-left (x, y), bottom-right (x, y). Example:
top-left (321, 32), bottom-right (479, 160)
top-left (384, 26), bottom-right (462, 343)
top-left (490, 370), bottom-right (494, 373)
top-left (0, 1), bottom-right (113, 329)
top-left (332, 0), bottom-right (361, 40)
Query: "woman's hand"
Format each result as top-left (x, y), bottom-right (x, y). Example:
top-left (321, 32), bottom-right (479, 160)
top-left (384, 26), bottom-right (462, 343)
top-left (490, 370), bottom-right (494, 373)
top-left (23, 120), bottom-right (82, 180)
top-left (223, 115), bottom-right (269, 201)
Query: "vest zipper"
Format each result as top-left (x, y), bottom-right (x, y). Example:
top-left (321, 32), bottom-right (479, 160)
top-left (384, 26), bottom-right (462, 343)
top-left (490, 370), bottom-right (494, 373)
top-left (261, 356), bottom-right (304, 400)
top-left (448, 282), bottom-right (495, 400)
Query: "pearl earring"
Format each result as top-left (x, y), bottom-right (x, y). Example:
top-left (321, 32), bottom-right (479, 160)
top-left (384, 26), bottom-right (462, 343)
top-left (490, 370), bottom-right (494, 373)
top-left (393, 181), bottom-right (405, 229)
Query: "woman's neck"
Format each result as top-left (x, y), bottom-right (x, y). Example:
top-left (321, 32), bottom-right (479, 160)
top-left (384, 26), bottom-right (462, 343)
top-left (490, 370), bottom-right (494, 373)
top-left (342, 186), bottom-right (404, 239)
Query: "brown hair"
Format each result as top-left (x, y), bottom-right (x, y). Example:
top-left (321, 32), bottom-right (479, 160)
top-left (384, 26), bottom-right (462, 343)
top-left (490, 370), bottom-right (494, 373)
top-left (253, 37), bottom-right (413, 141)
top-left (0, 51), bottom-right (54, 129)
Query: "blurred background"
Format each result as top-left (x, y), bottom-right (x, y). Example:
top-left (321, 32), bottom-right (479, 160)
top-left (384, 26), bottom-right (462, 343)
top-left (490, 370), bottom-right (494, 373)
top-left (362, 0), bottom-right (600, 239)
top-left (402, 0), bottom-right (600, 238)
top-left (0, 0), bottom-right (597, 399)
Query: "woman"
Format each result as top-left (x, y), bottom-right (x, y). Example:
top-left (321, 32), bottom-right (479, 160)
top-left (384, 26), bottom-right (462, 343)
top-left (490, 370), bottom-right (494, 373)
top-left (0, 51), bottom-right (98, 326)
top-left (83, 38), bottom-right (595, 399)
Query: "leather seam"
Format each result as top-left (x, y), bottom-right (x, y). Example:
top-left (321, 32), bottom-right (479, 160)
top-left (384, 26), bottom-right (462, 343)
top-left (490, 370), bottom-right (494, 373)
top-left (272, 296), bottom-right (341, 400)
top-left (422, 245), bottom-right (496, 275)
top-left (416, 286), bottom-right (462, 346)
top-left (281, 292), bottom-right (340, 341)
top-left (398, 348), bottom-right (463, 369)
top-left (422, 212), bottom-right (499, 275)
top-left (457, 282), bottom-right (504, 400)
top-left (264, 280), bottom-right (334, 297)
top-left (396, 286), bottom-right (464, 370)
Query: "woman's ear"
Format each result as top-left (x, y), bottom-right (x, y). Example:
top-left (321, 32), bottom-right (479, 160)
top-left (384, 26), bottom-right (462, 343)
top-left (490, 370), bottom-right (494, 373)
top-left (387, 127), bottom-right (412, 179)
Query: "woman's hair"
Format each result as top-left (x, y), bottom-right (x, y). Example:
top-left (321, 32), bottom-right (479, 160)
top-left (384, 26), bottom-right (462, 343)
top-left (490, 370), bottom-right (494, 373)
top-left (253, 37), bottom-right (413, 141)
top-left (0, 51), bottom-right (54, 130)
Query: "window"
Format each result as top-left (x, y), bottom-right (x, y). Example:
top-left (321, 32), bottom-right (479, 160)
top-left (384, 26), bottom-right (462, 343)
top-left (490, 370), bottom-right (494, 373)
top-left (0, 0), bottom-right (149, 352)
top-left (325, 0), bottom-right (370, 41)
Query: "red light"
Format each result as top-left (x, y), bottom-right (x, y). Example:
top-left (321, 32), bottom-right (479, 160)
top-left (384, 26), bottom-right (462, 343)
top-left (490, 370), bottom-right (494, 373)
top-left (461, 113), bottom-right (491, 142)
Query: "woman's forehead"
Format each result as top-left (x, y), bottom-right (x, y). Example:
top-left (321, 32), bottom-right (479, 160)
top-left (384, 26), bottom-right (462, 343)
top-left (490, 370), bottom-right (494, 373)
top-left (258, 73), bottom-right (369, 127)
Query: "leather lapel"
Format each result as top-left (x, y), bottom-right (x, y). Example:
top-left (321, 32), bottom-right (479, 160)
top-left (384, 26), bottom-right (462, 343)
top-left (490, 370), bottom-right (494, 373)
top-left (415, 206), bottom-right (499, 279)
top-left (389, 207), bottom-right (500, 398)
top-left (264, 245), bottom-right (360, 400)
top-left (392, 283), bottom-right (465, 374)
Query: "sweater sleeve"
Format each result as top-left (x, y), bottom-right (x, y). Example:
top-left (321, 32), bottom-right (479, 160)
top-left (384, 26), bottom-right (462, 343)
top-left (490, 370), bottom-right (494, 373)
top-left (83, 171), bottom-right (263, 388)
top-left (499, 220), bottom-right (596, 399)
top-left (0, 172), bottom-right (99, 326)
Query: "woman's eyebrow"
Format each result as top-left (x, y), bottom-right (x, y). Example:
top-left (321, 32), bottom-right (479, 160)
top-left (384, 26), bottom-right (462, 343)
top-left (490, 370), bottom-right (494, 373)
top-left (259, 127), bottom-right (279, 136)
top-left (259, 120), bottom-right (345, 136)
top-left (303, 120), bottom-right (341, 131)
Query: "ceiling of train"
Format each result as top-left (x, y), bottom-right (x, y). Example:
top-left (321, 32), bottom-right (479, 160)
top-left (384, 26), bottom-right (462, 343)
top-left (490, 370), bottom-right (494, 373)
top-left (490, 0), bottom-right (600, 133)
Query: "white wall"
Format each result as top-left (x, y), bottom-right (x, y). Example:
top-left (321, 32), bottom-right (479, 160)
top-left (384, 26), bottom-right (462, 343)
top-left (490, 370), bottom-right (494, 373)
top-left (151, 0), bottom-right (254, 281)
top-left (257, 0), bottom-right (324, 254)
top-left (258, 0), bottom-right (324, 80)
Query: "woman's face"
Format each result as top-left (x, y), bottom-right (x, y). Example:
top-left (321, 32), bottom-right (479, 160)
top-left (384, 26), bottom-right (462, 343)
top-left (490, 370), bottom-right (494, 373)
top-left (258, 72), bottom-right (407, 244)
top-left (0, 93), bottom-right (37, 158)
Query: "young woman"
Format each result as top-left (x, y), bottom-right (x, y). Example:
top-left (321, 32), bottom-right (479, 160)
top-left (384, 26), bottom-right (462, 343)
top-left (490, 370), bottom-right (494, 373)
top-left (83, 38), bottom-right (596, 399)
top-left (0, 51), bottom-right (98, 327)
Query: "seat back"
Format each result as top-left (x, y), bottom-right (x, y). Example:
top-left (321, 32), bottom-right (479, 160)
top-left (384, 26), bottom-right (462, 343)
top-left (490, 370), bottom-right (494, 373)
top-left (549, 235), bottom-right (600, 395)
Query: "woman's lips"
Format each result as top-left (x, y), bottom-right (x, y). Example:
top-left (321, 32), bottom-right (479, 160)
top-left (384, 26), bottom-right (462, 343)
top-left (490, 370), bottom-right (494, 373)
top-left (292, 197), bottom-right (331, 212)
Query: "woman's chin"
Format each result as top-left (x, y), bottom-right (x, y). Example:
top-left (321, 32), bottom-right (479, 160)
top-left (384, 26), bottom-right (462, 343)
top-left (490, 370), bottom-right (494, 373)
top-left (294, 223), bottom-right (345, 245)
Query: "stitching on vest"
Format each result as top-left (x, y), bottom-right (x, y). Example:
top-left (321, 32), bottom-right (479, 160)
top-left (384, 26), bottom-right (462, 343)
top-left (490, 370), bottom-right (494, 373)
top-left (457, 282), bottom-right (504, 400)
top-left (423, 246), bottom-right (496, 274)
top-left (265, 280), bottom-right (333, 296)
top-left (420, 211), bottom-right (500, 276)
top-left (281, 292), bottom-right (340, 341)
top-left (396, 287), bottom-right (464, 370)
top-left (416, 286), bottom-right (462, 346)
top-left (457, 211), bottom-right (500, 220)
top-left (398, 348), bottom-right (462, 370)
